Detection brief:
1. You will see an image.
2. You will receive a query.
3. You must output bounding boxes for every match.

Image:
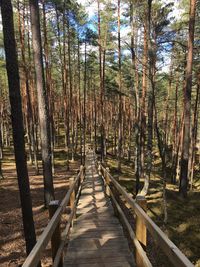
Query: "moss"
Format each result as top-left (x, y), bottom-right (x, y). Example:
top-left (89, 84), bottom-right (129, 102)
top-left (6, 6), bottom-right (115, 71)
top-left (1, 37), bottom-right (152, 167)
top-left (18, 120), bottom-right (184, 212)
top-left (105, 154), bottom-right (200, 266)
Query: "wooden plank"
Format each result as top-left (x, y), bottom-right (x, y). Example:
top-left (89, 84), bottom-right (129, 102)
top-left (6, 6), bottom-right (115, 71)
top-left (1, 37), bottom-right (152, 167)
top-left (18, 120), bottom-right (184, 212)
top-left (67, 244), bottom-right (130, 252)
top-left (136, 196), bottom-right (147, 267)
top-left (72, 225), bottom-right (123, 232)
top-left (65, 249), bottom-right (132, 260)
top-left (63, 263), bottom-right (133, 267)
top-left (64, 255), bottom-right (134, 265)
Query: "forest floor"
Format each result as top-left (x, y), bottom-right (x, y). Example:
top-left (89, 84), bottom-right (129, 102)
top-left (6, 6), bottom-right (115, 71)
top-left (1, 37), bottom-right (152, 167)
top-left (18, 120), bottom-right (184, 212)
top-left (0, 147), bottom-right (80, 267)
top-left (1, 148), bottom-right (200, 266)
top-left (105, 154), bottom-right (200, 267)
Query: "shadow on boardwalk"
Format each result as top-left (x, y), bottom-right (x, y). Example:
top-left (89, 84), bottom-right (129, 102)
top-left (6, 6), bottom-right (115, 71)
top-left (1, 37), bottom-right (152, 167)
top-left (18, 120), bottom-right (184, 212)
top-left (64, 152), bottom-right (135, 267)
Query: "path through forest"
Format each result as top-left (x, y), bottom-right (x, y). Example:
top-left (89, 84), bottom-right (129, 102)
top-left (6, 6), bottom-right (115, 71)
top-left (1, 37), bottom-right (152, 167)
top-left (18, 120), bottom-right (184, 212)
top-left (64, 151), bottom-right (135, 267)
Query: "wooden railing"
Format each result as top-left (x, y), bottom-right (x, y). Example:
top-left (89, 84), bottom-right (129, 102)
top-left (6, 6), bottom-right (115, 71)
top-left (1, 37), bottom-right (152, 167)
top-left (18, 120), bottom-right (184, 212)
top-left (98, 162), bottom-right (194, 267)
top-left (22, 165), bottom-right (85, 267)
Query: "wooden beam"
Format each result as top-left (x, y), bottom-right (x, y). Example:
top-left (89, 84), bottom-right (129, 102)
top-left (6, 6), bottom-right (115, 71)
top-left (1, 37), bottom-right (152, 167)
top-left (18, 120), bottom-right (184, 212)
top-left (136, 195), bottom-right (147, 267)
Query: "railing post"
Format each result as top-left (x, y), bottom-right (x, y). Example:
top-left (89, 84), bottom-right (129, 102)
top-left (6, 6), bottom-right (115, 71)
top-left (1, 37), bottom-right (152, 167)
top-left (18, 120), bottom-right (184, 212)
top-left (97, 161), bottom-right (101, 175)
top-left (105, 167), bottom-right (110, 196)
top-left (80, 165), bottom-right (83, 182)
top-left (49, 200), bottom-right (63, 267)
top-left (69, 177), bottom-right (75, 209)
top-left (69, 177), bottom-right (76, 224)
top-left (80, 165), bottom-right (85, 182)
top-left (135, 195), bottom-right (147, 267)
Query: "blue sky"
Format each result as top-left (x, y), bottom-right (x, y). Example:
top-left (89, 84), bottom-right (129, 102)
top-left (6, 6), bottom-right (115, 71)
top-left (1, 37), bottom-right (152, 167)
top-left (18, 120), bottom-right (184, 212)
top-left (77, 0), bottom-right (184, 72)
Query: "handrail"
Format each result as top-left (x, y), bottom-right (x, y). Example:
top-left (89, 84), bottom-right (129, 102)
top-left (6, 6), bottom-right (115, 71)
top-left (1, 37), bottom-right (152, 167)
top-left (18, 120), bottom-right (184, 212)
top-left (22, 165), bottom-right (85, 267)
top-left (53, 174), bottom-right (84, 267)
top-left (99, 163), bottom-right (194, 267)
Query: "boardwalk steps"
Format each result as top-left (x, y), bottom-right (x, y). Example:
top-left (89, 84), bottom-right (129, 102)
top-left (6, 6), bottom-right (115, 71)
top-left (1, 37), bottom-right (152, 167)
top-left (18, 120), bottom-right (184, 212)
top-left (63, 152), bottom-right (135, 267)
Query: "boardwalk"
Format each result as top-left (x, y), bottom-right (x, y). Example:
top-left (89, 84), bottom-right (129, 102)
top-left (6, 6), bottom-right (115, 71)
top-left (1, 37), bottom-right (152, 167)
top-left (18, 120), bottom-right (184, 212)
top-left (64, 152), bottom-right (135, 267)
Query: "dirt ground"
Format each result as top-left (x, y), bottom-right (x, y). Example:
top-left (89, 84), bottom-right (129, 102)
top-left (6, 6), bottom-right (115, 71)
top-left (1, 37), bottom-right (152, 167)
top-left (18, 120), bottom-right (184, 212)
top-left (0, 148), bottom-right (80, 267)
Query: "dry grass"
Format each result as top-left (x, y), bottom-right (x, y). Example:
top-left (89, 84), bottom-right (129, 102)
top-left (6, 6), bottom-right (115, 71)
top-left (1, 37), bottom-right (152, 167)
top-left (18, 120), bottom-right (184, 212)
top-left (0, 148), bottom-right (80, 267)
top-left (105, 154), bottom-right (200, 267)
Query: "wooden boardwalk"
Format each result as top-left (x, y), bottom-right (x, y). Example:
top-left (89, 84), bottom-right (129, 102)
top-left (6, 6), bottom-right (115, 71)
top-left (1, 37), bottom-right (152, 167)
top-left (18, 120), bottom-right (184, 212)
top-left (22, 151), bottom-right (194, 267)
top-left (64, 152), bottom-right (135, 267)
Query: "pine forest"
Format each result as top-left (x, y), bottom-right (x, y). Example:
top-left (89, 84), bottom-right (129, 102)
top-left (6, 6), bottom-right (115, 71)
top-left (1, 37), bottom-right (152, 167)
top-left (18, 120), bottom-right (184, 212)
top-left (0, 0), bottom-right (199, 266)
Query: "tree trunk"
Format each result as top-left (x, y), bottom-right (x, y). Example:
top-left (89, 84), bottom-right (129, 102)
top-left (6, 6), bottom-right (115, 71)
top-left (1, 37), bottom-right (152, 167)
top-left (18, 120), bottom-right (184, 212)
top-left (140, 18), bottom-right (148, 179)
top-left (117, 0), bottom-right (122, 172)
top-left (83, 41), bottom-right (87, 165)
top-left (42, 1), bottom-right (55, 175)
top-left (179, 0), bottom-right (197, 198)
top-left (130, 1), bottom-right (140, 193)
top-left (0, 126), bottom-right (4, 179)
top-left (140, 0), bottom-right (153, 196)
top-left (1, 0), bottom-right (37, 254)
top-left (97, 0), bottom-right (105, 161)
top-left (17, 0), bottom-right (39, 175)
top-left (189, 82), bottom-right (199, 190)
top-left (29, 0), bottom-right (54, 206)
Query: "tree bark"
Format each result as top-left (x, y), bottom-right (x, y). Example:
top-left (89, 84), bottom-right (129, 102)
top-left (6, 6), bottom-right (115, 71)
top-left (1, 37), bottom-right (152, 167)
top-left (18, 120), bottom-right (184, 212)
top-left (29, 0), bottom-right (54, 206)
top-left (117, 0), bottom-right (123, 172)
top-left (1, 0), bottom-right (37, 254)
top-left (179, 0), bottom-right (197, 198)
top-left (97, 0), bottom-right (105, 161)
top-left (140, 0), bottom-right (153, 196)
top-left (0, 126), bottom-right (4, 179)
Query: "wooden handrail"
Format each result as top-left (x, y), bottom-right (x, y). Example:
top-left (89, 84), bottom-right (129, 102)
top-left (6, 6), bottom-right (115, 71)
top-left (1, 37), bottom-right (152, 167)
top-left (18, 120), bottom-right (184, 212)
top-left (99, 164), bottom-right (194, 267)
top-left (110, 189), bottom-right (152, 267)
top-left (22, 165), bottom-right (85, 267)
top-left (53, 171), bottom-right (84, 267)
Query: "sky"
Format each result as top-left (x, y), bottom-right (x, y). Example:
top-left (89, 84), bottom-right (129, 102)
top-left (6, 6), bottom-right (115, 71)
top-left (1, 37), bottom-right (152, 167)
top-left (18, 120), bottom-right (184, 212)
top-left (77, 0), bottom-right (182, 19)
top-left (77, 0), bottom-right (185, 72)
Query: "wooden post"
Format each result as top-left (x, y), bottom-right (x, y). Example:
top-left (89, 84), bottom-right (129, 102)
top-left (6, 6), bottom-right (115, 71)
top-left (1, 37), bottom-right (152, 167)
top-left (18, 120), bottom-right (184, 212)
top-left (105, 167), bottom-right (110, 196)
top-left (98, 161), bottom-right (101, 175)
top-left (49, 200), bottom-right (63, 267)
top-left (80, 165), bottom-right (84, 182)
top-left (69, 177), bottom-right (76, 224)
top-left (135, 195), bottom-right (147, 267)
top-left (69, 177), bottom-right (75, 209)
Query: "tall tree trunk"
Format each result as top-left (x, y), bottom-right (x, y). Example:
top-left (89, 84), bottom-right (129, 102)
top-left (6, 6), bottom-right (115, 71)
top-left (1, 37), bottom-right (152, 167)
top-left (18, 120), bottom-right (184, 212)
top-left (130, 1), bottom-right (140, 193)
top-left (83, 41), bottom-right (87, 165)
top-left (140, 0), bottom-right (153, 196)
top-left (42, 1), bottom-right (55, 175)
top-left (140, 18), bottom-right (148, 179)
top-left (117, 0), bottom-right (122, 171)
top-left (77, 38), bottom-right (83, 164)
top-left (154, 102), bottom-right (168, 224)
top-left (67, 14), bottom-right (73, 161)
top-left (1, 0), bottom-right (37, 254)
top-left (29, 0), bottom-right (54, 206)
top-left (189, 82), bottom-right (199, 190)
top-left (179, 0), bottom-right (197, 198)
top-left (17, 0), bottom-right (39, 175)
top-left (0, 126), bottom-right (4, 179)
top-left (171, 77), bottom-right (179, 183)
top-left (97, 0), bottom-right (104, 161)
